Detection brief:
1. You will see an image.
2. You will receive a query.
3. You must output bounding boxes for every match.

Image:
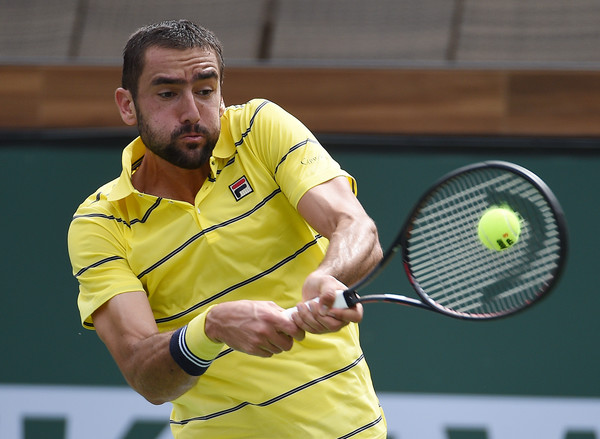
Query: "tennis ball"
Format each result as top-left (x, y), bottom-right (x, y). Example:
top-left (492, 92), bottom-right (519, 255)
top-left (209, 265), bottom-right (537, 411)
top-left (477, 207), bottom-right (521, 251)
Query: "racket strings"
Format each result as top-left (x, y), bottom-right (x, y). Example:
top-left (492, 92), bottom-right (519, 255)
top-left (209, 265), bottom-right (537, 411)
top-left (406, 168), bottom-right (563, 318)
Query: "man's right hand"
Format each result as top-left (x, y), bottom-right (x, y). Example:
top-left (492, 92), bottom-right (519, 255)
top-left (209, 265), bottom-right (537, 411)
top-left (205, 301), bottom-right (306, 357)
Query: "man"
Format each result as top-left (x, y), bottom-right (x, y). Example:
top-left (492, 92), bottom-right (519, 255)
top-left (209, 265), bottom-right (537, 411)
top-left (68, 19), bottom-right (386, 438)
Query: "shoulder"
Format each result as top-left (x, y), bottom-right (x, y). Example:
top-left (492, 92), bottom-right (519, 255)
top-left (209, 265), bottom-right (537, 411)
top-left (69, 176), bottom-right (134, 239)
top-left (72, 177), bottom-right (121, 215)
top-left (223, 99), bottom-right (314, 149)
top-left (222, 99), bottom-right (295, 129)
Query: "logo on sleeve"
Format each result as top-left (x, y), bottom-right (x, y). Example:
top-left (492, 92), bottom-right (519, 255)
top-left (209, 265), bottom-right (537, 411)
top-left (229, 176), bottom-right (253, 201)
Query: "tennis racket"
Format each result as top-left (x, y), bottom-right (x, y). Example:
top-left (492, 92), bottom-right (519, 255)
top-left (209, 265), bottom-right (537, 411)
top-left (285, 161), bottom-right (568, 320)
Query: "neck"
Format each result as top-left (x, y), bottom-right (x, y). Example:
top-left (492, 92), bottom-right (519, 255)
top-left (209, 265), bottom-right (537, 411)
top-left (131, 151), bottom-right (210, 204)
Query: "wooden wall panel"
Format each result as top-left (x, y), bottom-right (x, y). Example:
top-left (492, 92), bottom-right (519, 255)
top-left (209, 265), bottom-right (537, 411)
top-left (223, 68), bottom-right (508, 135)
top-left (0, 66), bottom-right (123, 129)
top-left (0, 67), bottom-right (46, 129)
top-left (1, 65), bottom-right (600, 136)
top-left (506, 71), bottom-right (600, 135)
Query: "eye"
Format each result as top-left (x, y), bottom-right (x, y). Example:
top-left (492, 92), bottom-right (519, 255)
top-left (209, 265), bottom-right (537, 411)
top-left (196, 88), bottom-right (214, 97)
top-left (158, 91), bottom-right (176, 99)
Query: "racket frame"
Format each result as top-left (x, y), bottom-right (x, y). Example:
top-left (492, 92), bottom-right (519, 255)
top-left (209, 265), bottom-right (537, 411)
top-left (339, 160), bottom-right (568, 320)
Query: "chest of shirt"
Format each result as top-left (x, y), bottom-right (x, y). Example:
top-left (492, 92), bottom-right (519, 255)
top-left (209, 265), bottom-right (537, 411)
top-left (120, 154), bottom-right (309, 284)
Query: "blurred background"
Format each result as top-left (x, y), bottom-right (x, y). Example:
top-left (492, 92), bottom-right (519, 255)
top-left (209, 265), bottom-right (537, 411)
top-left (1, 1), bottom-right (599, 438)
top-left (2, 0), bottom-right (600, 65)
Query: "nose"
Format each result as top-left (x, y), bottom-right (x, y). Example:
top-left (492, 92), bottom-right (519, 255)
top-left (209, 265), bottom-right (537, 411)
top-left (179, 91), bottom-right (201, 125)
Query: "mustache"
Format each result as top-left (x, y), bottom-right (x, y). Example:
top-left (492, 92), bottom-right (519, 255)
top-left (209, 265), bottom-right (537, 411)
top-left (172, 124), bottom-right (211, 138)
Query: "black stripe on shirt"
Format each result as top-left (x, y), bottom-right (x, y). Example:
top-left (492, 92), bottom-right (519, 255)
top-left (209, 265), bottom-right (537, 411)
top-left (72, 198), bottom-right (163, 277)
top-left (132, 155), bottom-right (143, 171)
top-left (274, 138), bottom-right (319, 176)
top-left (72, 197), bottom-right (163, 229)
top-left (234, 100), bottom-right (270, 147)
top-left (74, 255), bottom-right (124, 278)
top-left (169, 353), bottom-right (365, 425)
top-left (137, 188), bottom-right (282, 280)
top-left (209, 156), bottom-right (237, 182)
top-left (337, 415), bottom-right (384, 439)
top-left (131, 197), bottom-right (162, 225)
top-left (155, 233), bottom-right (323, 324)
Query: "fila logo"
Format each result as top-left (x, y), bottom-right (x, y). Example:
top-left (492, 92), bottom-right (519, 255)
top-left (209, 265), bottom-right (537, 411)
top-left (229, 176), bottom-right (253, 201)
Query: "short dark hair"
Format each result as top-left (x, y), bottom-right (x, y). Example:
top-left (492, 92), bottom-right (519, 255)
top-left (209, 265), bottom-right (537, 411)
top-left (121, 19), bottom-right (225, 100)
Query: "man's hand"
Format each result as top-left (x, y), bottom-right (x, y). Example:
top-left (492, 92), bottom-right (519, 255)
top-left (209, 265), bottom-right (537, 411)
top-left (205, 301), bottom-right (306, 357)
top-left (289, 272), bottom-right (363, 334)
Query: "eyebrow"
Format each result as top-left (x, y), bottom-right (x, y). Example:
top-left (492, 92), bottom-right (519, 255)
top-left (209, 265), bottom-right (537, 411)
top-left (150, 70), bottom-right (219, 87)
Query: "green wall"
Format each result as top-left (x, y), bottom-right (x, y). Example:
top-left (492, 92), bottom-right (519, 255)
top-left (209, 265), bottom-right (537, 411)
top-left (342, 149), bottom-right (598, 398)
top-left (1, 137), bottom-right (597, 400)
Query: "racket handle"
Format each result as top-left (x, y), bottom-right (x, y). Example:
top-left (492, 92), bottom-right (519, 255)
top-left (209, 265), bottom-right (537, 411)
top-left (282, 289), bottom-right (352, 319)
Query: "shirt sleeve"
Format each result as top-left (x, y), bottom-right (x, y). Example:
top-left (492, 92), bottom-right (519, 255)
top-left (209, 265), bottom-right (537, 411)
top-left (244, 99), bottom-right (357, 208)
top-left (68, 200), bottom-right (145, 329)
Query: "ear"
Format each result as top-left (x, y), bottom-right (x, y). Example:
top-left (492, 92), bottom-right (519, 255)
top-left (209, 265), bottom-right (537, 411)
top-left (115, 87), bottom-right (137, 126)
top-left (219, 96), bottom-right (226, 117)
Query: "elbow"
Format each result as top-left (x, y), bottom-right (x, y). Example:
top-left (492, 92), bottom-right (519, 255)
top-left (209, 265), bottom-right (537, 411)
top-left (373, 242), bottom-right (384, 265)
top-left (126, 375), bottom-right (181, 406)
top-left (129, 381), bottom-right (170, 406)
top-left (144, 394), bottom-right (171, 406)
top-left (369, 220), bottom-right (384, 263)
top-left (129, 373), bottom-right (196, 406)
top-left (134, 384), bottom-right (177, 406)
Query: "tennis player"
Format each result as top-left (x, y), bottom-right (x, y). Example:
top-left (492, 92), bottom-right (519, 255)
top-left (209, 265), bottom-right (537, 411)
top-left (68, 19), bottom-right (386, 438)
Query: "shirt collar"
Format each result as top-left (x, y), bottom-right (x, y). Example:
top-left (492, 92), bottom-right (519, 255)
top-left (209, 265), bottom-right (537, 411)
top-left (213, 123), bottom-right (235, 159)
top-left (106, 137), bottom-right (146, 201)
top-left (106, 132), bottom-right (236, 201)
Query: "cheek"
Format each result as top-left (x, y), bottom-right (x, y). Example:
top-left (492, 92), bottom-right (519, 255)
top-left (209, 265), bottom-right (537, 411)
top-left (203, 105), bottom-right (223, 131)
top-left (144, 105), bottom-right (174, 129)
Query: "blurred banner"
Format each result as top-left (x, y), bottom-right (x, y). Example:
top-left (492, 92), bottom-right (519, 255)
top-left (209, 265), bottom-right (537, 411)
top-left (2, 385), bottom-right (599, 439)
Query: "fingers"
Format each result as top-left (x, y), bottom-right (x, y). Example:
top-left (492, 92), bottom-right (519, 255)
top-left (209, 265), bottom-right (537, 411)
top-left (235, 328), bottom-right (297, 358)
top-left (251, 304), bottom-right (307, 355)
top-left (290, 300), bottom-right (362, 334)
top-left (207, 301), bottom-right (305, 358)
top-left (274, 308), bottom-right (306, 342)
top-left (322, 301), bottom-right (363, 324)
top-left (255, 331), bottom-right (296, 357)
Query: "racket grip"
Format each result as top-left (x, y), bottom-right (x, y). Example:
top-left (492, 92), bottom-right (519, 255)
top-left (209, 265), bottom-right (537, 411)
top-left (282, 289), bottom-right (350, 319)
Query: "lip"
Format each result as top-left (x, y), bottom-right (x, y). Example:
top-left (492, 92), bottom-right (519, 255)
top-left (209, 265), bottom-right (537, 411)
top-left (181, 133), bottom-right (205, 141)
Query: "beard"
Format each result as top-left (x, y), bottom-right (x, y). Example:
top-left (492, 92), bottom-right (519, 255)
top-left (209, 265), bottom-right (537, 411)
top-left (137, 111), bottom-right (220, 170)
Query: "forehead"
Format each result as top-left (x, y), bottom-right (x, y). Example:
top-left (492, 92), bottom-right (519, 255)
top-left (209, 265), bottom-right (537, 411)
top-left (141, 46), bottom-right (221, 83)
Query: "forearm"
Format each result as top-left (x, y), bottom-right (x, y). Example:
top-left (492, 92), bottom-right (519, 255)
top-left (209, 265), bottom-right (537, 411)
top-left (293, 176), bottom-right (381, 329)
top-left (316, 214), bottom-right (382, 287)
top-left (293, 215), bottom-right (379, 332)
top-left (120, 310), bottom-right (227, 404)
top-left (127, 301), bottom-right (306, 402)
top-left (296, 176), bottom-right (383, 290)
top-left (95, 293), bottom-right (304, 405)
top-left (93, 292), bottom-right (221, 405)
top-left (119, 331), bottom-right (198, 405)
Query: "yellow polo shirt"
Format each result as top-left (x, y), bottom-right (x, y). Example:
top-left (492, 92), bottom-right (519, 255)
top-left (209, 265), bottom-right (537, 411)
top-left (68, 99), bottom-right (386, 438)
